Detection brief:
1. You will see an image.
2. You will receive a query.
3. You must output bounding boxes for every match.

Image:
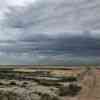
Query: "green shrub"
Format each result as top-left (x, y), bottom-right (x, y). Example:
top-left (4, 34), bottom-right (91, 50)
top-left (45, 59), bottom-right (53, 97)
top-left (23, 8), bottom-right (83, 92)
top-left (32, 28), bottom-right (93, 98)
top-left (37, 79), bottom-right (61, 86)
top-left (41, 94), bottom-right (59, 100)
top-left (68, 83), bottom-right (81, 96)
top-left (0, 82), bottom-right (3, 85)
top-left (21, 81), bottom-right (28, 87)
top-left (61, 76), bottom-right (77, 82)
top-left (59, 83), bottom-right (81, 96)
top-left (9, 81), bottom-right (17, 85)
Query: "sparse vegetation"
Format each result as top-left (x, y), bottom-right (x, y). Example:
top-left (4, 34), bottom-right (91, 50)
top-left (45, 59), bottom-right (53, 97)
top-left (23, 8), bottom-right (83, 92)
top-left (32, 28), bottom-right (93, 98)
top-left (41, 93), bottom-right (60, 100)
top-left (21, 81), bottom-right (28, 87)
top-left (59, 83), bottom-right (82, 96)
top-left (61, 76), bottom-right (77, 82)
top-left (37, 80), bottom-right (61, 86)
top-left (0, 66), bottom-right (98, 100)
top-left (0, 82), bottom-right (4, 85)
top-left (9, 81), bottom-right (17, 85)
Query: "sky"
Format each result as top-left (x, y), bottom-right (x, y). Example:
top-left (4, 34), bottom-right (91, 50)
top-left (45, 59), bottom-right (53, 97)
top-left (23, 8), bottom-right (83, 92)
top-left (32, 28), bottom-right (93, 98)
top-left (0, 0), bottom-right (100, 65)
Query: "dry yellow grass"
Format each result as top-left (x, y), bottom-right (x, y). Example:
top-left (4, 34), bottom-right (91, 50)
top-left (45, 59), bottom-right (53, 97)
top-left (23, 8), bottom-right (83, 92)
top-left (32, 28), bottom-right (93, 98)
top-left (49, 69), bottom-right (82, 77)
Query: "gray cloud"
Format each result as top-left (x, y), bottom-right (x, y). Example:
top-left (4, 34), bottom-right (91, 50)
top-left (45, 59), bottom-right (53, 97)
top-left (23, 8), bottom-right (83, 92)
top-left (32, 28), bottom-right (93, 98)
top-left (0, 34), bottom-right (100, 56)
top-left (0, 0), bottom-right (100, 65)
top-left (3, 0), bottom-right (100, 32)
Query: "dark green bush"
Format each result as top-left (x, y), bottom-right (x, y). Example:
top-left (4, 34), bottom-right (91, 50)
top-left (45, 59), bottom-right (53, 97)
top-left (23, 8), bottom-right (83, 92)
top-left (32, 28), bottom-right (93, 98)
top-left (41, 94), bottom-right (59, 100)
top-left (21, 81), bottom-right (28, 87)
top-left (59, 83), bottom-right (82, 96)
top-left (61, 76), bottom-right (77, 82)
top-left (38, 80), bottom-right (61, 86)
top-left (0, 82), bottom-right (3, 85)
top-left (9, 81), bottom-right (17, 85)
top-left (68, 83), bottom-right (81, 96)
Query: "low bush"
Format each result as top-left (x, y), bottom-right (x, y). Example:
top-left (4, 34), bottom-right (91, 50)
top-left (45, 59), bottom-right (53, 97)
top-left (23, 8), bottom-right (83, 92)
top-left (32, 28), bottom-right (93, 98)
top-left (21, 81), bottom-right (28, 87)
top-left (68, 83), bottom-right (82, 96)
top-left (59, 83), bottom-right (82, 96)
top-left (9, 81), bottom-right (17, 85)
top-left (38, 80), bottom-right (61, 86)
top-left (61, 76), bottom-right (77, 82)
top-left (0, 82), bottom-right (4, 85)
top-left (41, 93), bottom-right (60, 100)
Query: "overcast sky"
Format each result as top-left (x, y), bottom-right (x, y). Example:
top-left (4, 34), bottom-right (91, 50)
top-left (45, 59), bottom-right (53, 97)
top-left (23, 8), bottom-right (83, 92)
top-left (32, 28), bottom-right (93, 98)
top-left (0, 0), bottom-right (100, 65)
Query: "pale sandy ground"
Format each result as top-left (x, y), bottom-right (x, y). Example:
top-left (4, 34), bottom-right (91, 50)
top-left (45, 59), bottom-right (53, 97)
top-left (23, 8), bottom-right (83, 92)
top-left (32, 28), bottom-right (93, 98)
top-left (73, 69), bottom-right (100, 100)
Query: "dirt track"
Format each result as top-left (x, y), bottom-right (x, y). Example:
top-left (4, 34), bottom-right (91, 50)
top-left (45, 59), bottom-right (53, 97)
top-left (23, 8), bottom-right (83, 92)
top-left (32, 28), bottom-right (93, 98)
top-left (77, 69), bottom-right (100, 100)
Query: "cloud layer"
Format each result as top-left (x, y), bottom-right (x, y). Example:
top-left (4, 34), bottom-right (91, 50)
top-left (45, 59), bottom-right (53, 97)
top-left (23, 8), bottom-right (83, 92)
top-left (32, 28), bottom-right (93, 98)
top-left (0, 0), bottom-right (100, 65)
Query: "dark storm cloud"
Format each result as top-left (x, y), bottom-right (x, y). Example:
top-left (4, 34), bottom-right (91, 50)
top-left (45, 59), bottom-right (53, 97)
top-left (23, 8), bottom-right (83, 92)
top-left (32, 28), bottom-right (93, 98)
top-left (0, 33), bottom-right (100, 58)
top-left (21, 34), bottom-right (100, 57)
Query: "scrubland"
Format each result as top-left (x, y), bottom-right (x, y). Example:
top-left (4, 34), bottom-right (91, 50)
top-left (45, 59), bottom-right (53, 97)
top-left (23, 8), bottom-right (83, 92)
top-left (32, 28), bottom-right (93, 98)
top-left (0, 66), bottom-right (99, 100)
